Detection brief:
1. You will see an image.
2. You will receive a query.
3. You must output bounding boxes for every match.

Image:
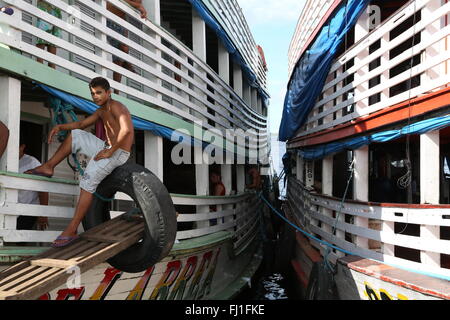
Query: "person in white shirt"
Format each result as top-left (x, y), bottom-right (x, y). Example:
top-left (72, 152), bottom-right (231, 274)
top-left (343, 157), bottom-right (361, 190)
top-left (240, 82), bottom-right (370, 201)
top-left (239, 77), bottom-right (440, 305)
top-left (18, 141), bottom-right (49, 230)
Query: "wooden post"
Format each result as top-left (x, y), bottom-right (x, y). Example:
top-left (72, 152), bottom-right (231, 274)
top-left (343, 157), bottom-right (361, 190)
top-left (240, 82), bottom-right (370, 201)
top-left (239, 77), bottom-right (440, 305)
top-left (144, 132), bottom-right (163, 181)
top-left (353, 146), bottom-right (369, 249)
top-left (0, 76), bottom-right (21, 231)
top-left (420, 130), bottom-right (440, 267)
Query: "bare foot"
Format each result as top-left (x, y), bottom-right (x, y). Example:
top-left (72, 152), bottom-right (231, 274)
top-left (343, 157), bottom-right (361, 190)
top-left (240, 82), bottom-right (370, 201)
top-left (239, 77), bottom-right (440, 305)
top-left (25, 164), bottom-right (54, 178)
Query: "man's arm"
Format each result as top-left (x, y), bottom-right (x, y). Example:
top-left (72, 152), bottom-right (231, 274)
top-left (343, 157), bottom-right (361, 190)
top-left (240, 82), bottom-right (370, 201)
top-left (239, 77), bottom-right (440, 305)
top-left (123, 0), bottom-right (147, 18)
top-left (48, 111), bottom-right (101, 144)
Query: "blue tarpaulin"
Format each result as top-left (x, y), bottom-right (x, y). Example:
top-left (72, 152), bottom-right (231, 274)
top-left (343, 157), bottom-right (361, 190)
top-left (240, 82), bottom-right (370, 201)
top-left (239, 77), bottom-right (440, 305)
top-left (187, 0), bottom-right (269, 106)
top-left (36, 83), bottom-right (198, 146)
top-left (298, 114), bottom-right (450, 160)
top-left (278, 0), bottom-right (370, 142)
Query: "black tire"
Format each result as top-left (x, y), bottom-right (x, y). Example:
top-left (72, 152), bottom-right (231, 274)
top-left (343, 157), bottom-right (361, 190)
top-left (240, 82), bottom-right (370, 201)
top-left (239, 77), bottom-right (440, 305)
top-left (305, 261), bottom-right (339, 300)
top-left (82, 163), bottom-right (177, 273)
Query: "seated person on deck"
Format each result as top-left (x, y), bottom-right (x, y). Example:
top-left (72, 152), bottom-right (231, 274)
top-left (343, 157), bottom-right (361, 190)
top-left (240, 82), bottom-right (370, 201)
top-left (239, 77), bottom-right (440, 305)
top-left (26, 77), bottom-right (134, 248)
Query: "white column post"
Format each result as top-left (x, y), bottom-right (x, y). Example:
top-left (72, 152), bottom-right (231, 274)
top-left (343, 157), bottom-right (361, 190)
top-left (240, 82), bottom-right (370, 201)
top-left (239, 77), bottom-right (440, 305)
top-left (195, 145), bottom-right (209, 228)
top-left (192, 11), bottom-right (208, 123)
top-left (251, 88), bottom-right (258, 112)
top-left (233, 64), bottom-right (243, 99)
top-left (296, 154), bottom-right (304, 182)
top-left (218, 41), bottom-right (230, 128)
top-left (143, 0), bottom-right (161, 25)
top-left (192, 10), bottom-right (206, 62)
top-left (0, 76), bottom-right (21, 231)
top-left (305, 160), bottom-right (314, 188)
top-left (236, 165), bottom-right (245, 193)
top-left (144, 132), bottom-right (163, 181)
top-left (353, 146), bottom-right (369, 249)
top-left (221, 163), bottom-right (232, 223)
top-left (420, 130), bottom-right (440, 267)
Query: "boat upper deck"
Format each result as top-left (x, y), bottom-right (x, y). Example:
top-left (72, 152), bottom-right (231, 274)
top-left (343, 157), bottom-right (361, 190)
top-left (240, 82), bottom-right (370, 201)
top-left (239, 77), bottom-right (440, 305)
top-left (284, 0), bottom-right (449, 146)
top-left (0, 0), bottom-right (269, 142)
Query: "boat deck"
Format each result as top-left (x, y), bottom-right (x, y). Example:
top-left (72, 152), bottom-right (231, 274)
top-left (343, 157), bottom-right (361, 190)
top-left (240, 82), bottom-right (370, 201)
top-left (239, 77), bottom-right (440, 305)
top-left (0, 215), bottom-right (144, 300)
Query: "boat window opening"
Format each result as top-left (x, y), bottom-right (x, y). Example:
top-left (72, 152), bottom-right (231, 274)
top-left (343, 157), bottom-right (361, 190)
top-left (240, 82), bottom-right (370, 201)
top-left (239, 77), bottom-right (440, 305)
top-left (439, 129), bottom-right (450, 204)
top-left (369, 139), bottom-right (420, 204)
top-left (313, 159), bottom-right (322, 193)
top-left (370, 0), bottom-right (410, 24)
top-left (368, 38), bottom-right (381, 54)
top-left (389, 74), bottom-right (421, 98)
top-left (389, 8), bottom-right (421, 42)
top-left (206, 26), bottom-right (219, 74)
top-left (160, 0), bottom-right (193, 49)
top-left (369, 56), bottom-right (381, 72)
top-left (394, 245), bottom-right (421, 263)
top-left (332, 151), bottom-right (353, 200)
top-left (20, 120), bottom-right (44, 163)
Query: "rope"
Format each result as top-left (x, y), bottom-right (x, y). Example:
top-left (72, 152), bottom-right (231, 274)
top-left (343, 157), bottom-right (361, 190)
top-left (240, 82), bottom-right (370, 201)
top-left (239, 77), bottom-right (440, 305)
top-left (47, 96), bottom-right (114, 202)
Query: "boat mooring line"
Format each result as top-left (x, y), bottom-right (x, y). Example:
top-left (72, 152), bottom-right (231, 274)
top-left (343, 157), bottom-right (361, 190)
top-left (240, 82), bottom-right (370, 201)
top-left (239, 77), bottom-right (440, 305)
top-left (258, 193), bottom-right (450, 282)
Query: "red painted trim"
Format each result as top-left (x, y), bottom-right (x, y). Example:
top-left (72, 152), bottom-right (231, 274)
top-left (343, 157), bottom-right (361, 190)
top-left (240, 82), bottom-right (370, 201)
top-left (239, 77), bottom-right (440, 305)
top-left (288, 87), bottom-right (450, 148)
top-left (291, 260), bottom-right (308, 289)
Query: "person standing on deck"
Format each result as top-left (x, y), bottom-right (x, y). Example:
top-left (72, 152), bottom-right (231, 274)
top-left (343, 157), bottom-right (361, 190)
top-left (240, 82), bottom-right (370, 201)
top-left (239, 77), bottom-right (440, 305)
top-left (246, 166), bottom-right (262, 190)
top-left (18, 139), bottom-right (49, 231)
top-left (26, 77), bottom-right (134, 247)
top-left (106, 0), bottom-right (147, 93)
top-left (209, 171), bottom-right (226, 225)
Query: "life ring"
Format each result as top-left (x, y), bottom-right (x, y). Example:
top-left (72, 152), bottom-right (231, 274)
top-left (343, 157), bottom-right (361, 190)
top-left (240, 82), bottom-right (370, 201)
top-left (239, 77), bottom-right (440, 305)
top-left (305, 261), bottom-right (339, 300)
top-left (82, 163), bottom-right (177, 273)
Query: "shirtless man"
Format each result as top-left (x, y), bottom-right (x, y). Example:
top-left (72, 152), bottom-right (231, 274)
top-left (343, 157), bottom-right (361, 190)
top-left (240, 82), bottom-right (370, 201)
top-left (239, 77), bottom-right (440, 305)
top-left (27, 77), bottom-right (134, 247)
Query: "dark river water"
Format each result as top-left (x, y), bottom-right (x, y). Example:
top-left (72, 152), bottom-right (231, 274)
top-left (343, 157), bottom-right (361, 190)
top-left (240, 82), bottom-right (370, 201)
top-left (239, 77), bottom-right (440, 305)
top-left (235, 224), bottom-right (301, 300)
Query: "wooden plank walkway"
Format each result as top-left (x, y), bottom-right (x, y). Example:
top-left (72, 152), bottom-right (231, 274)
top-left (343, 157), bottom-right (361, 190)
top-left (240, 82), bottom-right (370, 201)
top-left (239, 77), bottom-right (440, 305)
top-left (0, 215), bottom-right (145, 300)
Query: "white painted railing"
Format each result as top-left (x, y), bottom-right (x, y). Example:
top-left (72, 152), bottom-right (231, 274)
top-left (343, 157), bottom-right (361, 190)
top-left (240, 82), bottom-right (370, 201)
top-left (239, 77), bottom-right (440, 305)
top-left (296, 0), bottom-right (450, 138)
top-left (287, 177), bottom-right (450, 279)
top-left (0, 171), bottom-right (261, 252)
top-left (0, 0), bottom-right (267, 137)
top-left (205, 0), bottom-right (268, 90)
top-left (288, 0), bottom-right (335, 77)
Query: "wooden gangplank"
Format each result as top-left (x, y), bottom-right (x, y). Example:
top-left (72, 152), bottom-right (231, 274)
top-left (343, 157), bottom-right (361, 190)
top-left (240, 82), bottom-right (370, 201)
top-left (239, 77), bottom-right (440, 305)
top-left (0, 215), bottom-right (144, 300)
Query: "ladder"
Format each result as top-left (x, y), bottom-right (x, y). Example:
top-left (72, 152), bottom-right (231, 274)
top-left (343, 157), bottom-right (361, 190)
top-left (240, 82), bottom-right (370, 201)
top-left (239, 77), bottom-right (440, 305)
top-left (0, 215), bottom-right (144, 300)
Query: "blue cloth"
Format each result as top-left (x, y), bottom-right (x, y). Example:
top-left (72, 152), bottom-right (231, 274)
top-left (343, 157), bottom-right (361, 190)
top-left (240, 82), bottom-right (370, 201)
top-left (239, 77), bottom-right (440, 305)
top-left (298, 114), bottom-right (450, 160)
top-left (36, 83), bottom-right (198, 147)
top-left (278, 0), bottom-right (370, 142)
top-left (187, 0), bottom-right (269, 107)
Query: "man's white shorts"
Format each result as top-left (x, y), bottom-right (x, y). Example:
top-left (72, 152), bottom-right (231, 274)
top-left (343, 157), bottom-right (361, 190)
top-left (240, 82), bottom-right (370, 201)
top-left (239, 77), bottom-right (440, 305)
top-left (71, 129), bottom-right (130, 194)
